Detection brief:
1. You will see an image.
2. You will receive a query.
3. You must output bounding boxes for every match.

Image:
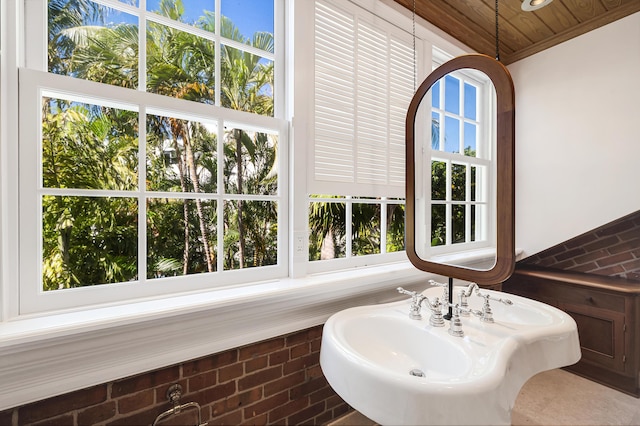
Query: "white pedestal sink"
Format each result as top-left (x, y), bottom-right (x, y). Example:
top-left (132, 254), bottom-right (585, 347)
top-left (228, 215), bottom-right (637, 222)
top-left (320, 286), bottom-right (580, 426)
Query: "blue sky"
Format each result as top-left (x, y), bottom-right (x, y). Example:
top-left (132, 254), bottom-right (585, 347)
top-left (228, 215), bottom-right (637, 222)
top-left (143, 0), bottom-right (274, 38)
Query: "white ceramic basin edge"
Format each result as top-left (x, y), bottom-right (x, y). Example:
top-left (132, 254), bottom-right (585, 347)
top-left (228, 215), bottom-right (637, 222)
top-left (320, 287), bottom-right (581, 426)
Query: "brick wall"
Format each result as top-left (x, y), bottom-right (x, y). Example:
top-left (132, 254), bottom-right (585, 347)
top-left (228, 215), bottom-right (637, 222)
top-left (520, 210), bottom-right (640, 281)
top-left (0, 325), bottom-right (351, 426)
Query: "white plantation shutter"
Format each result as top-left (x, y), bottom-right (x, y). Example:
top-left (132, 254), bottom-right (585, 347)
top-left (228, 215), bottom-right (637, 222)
top-left (311, 0), bottom-right (415, 197)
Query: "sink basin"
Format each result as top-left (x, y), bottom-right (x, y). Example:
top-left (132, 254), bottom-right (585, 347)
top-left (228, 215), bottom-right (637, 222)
top-left (320, 286), bottom-right (580, 425)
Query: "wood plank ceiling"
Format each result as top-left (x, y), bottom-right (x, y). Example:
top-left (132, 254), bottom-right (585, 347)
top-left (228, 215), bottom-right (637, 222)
top-left (393, 0), bottom-right (640, 64)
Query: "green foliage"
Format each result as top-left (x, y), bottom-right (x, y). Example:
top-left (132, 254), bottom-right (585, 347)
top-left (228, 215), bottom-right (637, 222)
top-left (43, 0), bottom-right (277, 290)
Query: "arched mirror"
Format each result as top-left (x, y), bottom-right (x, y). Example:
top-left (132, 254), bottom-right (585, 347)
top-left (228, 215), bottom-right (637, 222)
top-left (406, 54), bottom-right (515, 285)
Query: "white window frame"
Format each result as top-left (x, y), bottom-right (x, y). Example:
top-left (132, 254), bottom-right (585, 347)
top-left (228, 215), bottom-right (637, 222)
top-left (0, 0), bottom-right (473, 411)
top-left (18, 0), bottom-right (289, 314)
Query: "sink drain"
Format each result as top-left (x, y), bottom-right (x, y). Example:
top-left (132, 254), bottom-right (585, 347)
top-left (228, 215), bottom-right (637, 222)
top-left (409, 369), bottom-right (425, 377)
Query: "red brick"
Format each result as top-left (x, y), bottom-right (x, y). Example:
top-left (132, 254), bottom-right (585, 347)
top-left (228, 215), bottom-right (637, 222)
top-left (315, 410), bottom-right (334, 425)
top-left (243, 391), bottom-right (288, 418)
top-left (269, 348), bottom-right (290, 366)
top-left (583, 235), bottom-right (620, 253)
top-left (200, 381), bottom-right (236, 405)
top-left (286, 326), bottom-right (322, 347)
top-left (117, 388), bottom-right (155, 414)
top-left (112, 365), bottom-right (180, 397)
top-left (238, 366), bottom-right (282, 391)
top-left (331, 402), bottom-right (351, 417)
top-left (218, 362), bottom-right (243, 383)
top-left (290, 343), bottom-right (310, 359)
top-left (290, 377), bottom-right (328, 400)
top-left (0, 409), bottom-right (14, 426)
top-left (264, 370), bottom-right (306, 397)
top-left (554, 247), bottom-right (586, 262)
top-left (573, 249), bottom-right (608, 265)
top-left (188, 371), bottom-right (217, 392)
top-left (310, 338), bottom-right (322, 352)
top-left (593, 264), bottom-right (625, 276)
top-left (245, 355), bottom-right (268, 373)
top-left (283, 353), bottom-right (319, 376)
top-left (212, 388), bottom-right (262, 417)
top-left (239, 338), bottom-right (285, 361)
top-left (183, 356), bottom-right (217, 377)
top-left (598, 252), bottom-right (634, 267)
top-left (306, 364), bottom-right (323, 380)
top-left (267, 396), bottom-right (309, 424)
top-left (209, 409), bottom-right (243, 426)
top-left (29, 414), bottom-right (74, 426)
top-left (309, 383), bottom-right (335, 404)
top-left (287, 401), bottom-right (325, 425)
top-left (105, 407), bottom-right (158, 426)
top-left (77, 401), bottom-right (117, 425)
top-left (325, 394), bottom-right (347, 409)
top-left (240, 413), bottom-right (267, 426)
top-left (19, 385), bottom-right (107, 424)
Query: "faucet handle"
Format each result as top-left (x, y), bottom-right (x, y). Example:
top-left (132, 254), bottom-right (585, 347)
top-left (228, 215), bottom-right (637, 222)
top-left (397, 287), bottom-right (426, 320)
top-left (428, 279), bottom-right (446, 287)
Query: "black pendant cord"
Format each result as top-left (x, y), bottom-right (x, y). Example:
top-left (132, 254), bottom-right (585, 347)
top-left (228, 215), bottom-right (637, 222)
top-left (412, 0), bottom-right (416, 92)
top-left (495, 0), bottom-right (500, 61)
top-left (444, 277), bottom-right (454, 320)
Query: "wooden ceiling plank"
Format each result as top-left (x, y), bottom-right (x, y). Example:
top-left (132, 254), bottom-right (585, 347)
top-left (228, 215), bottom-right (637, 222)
top-left (411, 0), bottom-right (508, 56)
top-left (560, 0), bottom-right (608, 23)
top-left (503, 1), bottom-right (640, 64)
top-left (526, 1), bottom-right (580, 34)
top-left (494, 0), bottom-right (556, 43)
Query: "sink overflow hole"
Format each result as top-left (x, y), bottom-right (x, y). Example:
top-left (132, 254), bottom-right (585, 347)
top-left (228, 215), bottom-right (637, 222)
top-left (409, 369), bottom-right (425, 377)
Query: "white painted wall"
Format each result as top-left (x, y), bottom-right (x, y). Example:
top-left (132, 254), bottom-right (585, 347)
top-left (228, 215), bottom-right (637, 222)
top-left (507, 12), bottom-right (640, 258)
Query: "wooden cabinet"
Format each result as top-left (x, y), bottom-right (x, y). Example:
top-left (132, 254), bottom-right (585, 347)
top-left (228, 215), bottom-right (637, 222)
top-left (503, 266), bottom-right (640, 397)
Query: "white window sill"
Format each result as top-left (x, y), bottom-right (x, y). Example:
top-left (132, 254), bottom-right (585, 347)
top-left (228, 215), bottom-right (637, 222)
top-left (0, 261), bottom-right (433, 411)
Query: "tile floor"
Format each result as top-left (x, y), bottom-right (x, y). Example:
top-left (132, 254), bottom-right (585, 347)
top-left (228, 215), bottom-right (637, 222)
top-left (328, 369), bottom-right (640, 425)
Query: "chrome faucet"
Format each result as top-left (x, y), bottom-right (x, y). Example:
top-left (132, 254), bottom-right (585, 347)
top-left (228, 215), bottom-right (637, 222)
top-left (397, 287), bottom-right (445, 327)
top-left (459, 282), bottom-right (513, 323)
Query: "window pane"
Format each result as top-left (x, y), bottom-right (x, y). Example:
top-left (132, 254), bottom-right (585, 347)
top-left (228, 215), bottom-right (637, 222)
top-left (431, 160), bottom-right (446, 200)
top-left (224, 128), bottom-right (278, 195)
top-left (42, 195), bottom-right (138, 291)
top-left (431, 204), bottom-right (445, 246)
top-left (224, 200), bottom-right (278, 269)
top-left (42, 97), bottom-right (139, 190)
top-left (352, 203), bottom-right (380, 256)
top-left (387, 204), bottom-right (405, 253)
top-left (147, 198), bottom-right (217, 278)
top-left (48, 1), bottom-right (138, 87)
top-left (221, 0), bottom-right (274, 36)
top-left (444, 75), bottom-right (460, 114)
top-left (220, 45), bottom-right (274, 117)
top-left (431, 112), bottom-right (440, 150)
top-left (146, 114), bottom-right (217, 193)
top-left (464, 82), bottom-right (477, 120)
top-left (452, 204), bottom-right (465, 244)
top-left (444, 116), bottom-right (460, 153)
top-left (147, 0), bottom-right (215, 30)
top-left (309, 201), bottom-right (346, 261)
top-left (147, 22), bottom-right (216, 104)
top-left (464, 122), bottom-right (477, 156)
top-left (471, 205), bottom-right (477, 242)
top-left (451, 163), bottom-right (466, 201)
top-left (431, 80), bottom-right (440, 109)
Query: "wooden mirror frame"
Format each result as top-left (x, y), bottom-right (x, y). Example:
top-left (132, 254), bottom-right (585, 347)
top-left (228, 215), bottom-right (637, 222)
top-left (405, 54), bottom-right (515, 284)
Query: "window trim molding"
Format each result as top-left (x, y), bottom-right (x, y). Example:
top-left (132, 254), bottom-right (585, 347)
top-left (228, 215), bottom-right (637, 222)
top-left (0, 261), bottom-right (431, 411)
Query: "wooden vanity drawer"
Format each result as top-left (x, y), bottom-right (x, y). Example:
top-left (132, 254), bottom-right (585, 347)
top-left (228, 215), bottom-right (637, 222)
top-left (553, 286), bottom-right (626, 313)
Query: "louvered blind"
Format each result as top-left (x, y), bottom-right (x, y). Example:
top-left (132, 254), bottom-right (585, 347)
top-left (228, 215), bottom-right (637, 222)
top-left (311, 0), bottom-right (415, 198)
